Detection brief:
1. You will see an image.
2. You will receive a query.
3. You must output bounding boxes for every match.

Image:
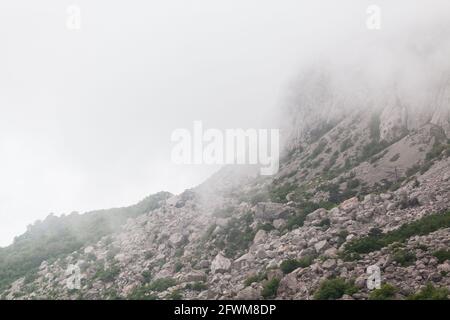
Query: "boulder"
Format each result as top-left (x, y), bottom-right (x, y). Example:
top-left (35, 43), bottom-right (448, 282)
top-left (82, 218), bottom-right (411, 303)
top-left (183, 271), bottom-right (207, 282)
top-left (211, 253), bottom-right (232, 274)
top-left (255, 203), bottom-right (290, 220)
top-left (236, 286), bottom-right (261, 300)
top-left (314, 240), bottom-right (329, 253)
top-left (234, 253), bottom-right (254, 269)
top-left (84, 246), bottom-right (94, 254)
top-left (322, 259), bottom-right (336, 269)
top-left (340, 197), bottom-right (359, 212)
top-left (169, 233), bottom-right (186, 247)
top-left (253, 230), bottom-right (268, 245)
top-left (273, 219), bottom-right (286, 230)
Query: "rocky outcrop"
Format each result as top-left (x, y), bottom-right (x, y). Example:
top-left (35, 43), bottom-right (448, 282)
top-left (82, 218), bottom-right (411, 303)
top-left (211, 254), bottom-right (232, 274)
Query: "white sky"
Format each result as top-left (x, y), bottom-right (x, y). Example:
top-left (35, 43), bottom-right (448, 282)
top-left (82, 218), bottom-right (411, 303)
top-left (0, 0), bottom-right (449, 246)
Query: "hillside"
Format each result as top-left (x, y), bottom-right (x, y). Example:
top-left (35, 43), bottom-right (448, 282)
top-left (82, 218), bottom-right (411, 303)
top-left (0, 192), bottom-right (171, 293)
top-left (1, 90), bottom-right (449, 299)
top-left (2, 37), bottom-right (450, 299)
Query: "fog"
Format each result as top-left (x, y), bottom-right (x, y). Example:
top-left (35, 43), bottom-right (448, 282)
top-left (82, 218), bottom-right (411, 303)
top-left (0, 0), bottom-right (449, 246)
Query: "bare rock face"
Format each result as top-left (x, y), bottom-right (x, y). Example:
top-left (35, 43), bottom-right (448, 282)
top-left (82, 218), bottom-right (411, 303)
top-left (339, 197), bottom-right (359, 213)
top-left (182, 271), bottom-right (206, 282)
top-left (273, 219), bottom-right (286, 230)
top-left (255, 203), bottom-right (290, 220)
top-left (253, 230), bottom-right (268, 245)
top-left (168, 233), bottom-right (186, 247)
top-left (211, 253), bottom-right (232, 274)
top-left (431, 104), bottom-right (450, 137)
top-left (380, 104), bottom-right (408, 143)
top-left (236, 286), bottom-right (262, 300)
top-left (234, 253), bottom-right (254, 269)
top-left (314, 240), bottom-right (329, 253)
top-left (3, 60), bottom-right (450, 301)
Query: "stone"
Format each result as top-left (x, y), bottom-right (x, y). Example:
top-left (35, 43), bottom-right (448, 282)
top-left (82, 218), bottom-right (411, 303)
top-left (169, 233), bottom-right (186, 247)
top-left (236, 286), bottom-right (261, 300)
top-left (324, 247), bottom-right (338, 258)
top-left (267, 259), bottom-right (278, 269)
top-left (437, 262), bottom-right (450, 273)
top-left (253, 230), bottom-right (268, 245)
top-left (183, 271), bottom-right (207, 282)
top-left (322, 259), bottom-right (336, 269)
top-left (84, 246), bottom-right (94, 254)
top-left (314, 240), bottom-right (328, 253)
top-left (234, 253), bottom-right (254, 269)
top-left (273, 219), bottom-right (286, 230)
top-left (255, 203), bottom-right (290, 220)
top-left (278, 273), bottom-right (299, 295)
top-left (211, 253), bottom-right (232, 274)
top-left (340, 197), bottom-right (359, 212)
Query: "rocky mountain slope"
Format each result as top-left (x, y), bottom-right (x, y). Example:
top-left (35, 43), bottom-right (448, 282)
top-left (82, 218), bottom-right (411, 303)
top-left (2, 32), bottom-right (450, 299)
top-left (2, 88), bottom-right (449, 299)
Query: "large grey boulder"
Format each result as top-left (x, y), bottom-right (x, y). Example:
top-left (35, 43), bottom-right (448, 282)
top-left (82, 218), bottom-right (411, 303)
top-left (211, 253), bottom-right (232, 274)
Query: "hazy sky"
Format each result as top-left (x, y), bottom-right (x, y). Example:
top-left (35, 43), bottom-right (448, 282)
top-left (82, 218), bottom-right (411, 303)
top-left (0, 0), bottom-right (449, 246)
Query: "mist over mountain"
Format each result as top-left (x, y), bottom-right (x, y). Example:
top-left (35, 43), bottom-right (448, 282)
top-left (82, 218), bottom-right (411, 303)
top-left (283, 20), bottom-right (450, 148)
top-left (1, 1), bottom-right (450, 301)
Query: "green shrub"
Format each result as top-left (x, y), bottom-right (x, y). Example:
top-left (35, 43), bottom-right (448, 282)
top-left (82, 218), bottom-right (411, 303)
top-left (369, 284), bottom-right (397, 300)
top-left (392, 250), bottom-right (416, 267)
top-left (309, 140), bottom-right (328, 160)
top-left (280, 259), bottom-right (302, 274)
top-left (343, 211), bottom-right (450, 259)
top-left (279, 256), bottom-right (314, 274)
top-left (148, 277), bottom-right (177, 292)
top-left (406, 164), bottom-right (421, 177)
top-left (249, 192), bottom-right (269, 205)
top-left (244, 272), bottom-right (267, 287)
top-left (94, 265), bottom-right (121, 282)
top-left (324, 151), bottom-right (339, 171)
top-left (269, 183), bottom-right (296, 203)
top-left (185, 282), bottom-right (207, 291)
top-left (426, 143), bottom-right (447, 160)
top-left (142, 270), bottom-right (152, 284)
top-left (128, 286), bottom-right (159, 300)
top-left (166, 289), bottom-right (183, 300)
top-left (433, 250), bottom-right (450, 263)
top-left (399, 197), bottom-right (420, 209)
top-left (359, 140), bottom-right (389, 163)
top-left (284, 201), bottom-right (334, 231)
top-left (318, 218), bottom-right (331, 229)
top-left (258, 223), bottom-right (275, 232)
top-left (261, 278), bottom-right (280, 299)
top-left (408, 284), bottom-right (449, 300)
top-left (340, 138), bottom-right (353, 152)
top-left (313, 278), bottom-right (358, 300)
top-left (210, 213), bottom-right (255, 258)
top-left (346, 179), bottom-right (360, 189)
top-left (369, 113), bottom-right (381, 141)
top-left (174, 261), bottom-right (183, 273)
top-left (23, 272), bottom-right (38, 285)
top-left (390, 154), bottom-right (400, 162)
top-left (285, 212), bottom-right (307, 231)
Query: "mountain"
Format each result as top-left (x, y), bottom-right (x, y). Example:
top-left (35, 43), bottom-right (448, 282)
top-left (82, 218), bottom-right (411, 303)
top-left (2, 37), bottom-right (450, 300)
top-left (0, 192), bottom-right (171, 294)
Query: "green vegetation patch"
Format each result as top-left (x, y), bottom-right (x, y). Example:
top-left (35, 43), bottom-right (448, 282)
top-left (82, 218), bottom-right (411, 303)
top-left (280, 256), bottom-right (314, 274)
top-left (261, 278), bottom-right (280, 299)
top-left (408, 284), bottom-right (449, 300)
top-left (313, 277), bottom-right (358, 300)
top-left (368, 284), bottom-right (397, 300)
top-left (343, 211), bottom-right (450, 260)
